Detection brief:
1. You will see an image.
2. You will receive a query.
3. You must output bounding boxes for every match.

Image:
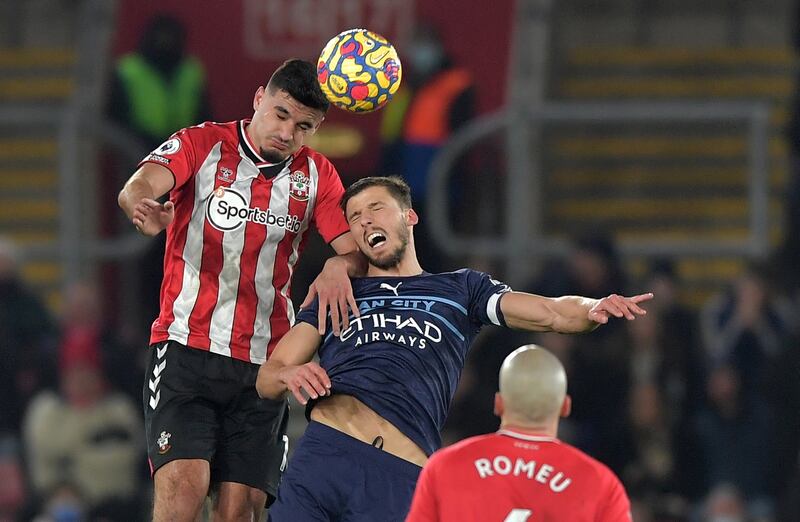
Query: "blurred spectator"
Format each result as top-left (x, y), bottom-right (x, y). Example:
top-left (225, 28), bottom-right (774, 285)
top-left (0, 237), bottom-right (58, 438)
top-left (106, 14), bottom-right (213, 335)
top-left (761, 320), bottom-right (800, 516)
top-left (59, 281), bottom-right (144, 402)
top-left (692, 364), bottom-right (774, 516)
top-left (107, 13), bottom-right (212, 150)
top-left (0, 437), bottom-right (25, 521)
top-left (621, 383), bottom-right (677, 503)
top-left (379, 22), bottom-right (475, 272)
top-left (530, 234), bottom-right (632, 472)
top-left (699, 483), bottom-right (751, 522)
top-left (626, 260), bottom-right (706, 499)
top-left (30, 482), bottom-right (88, 522)
top-left (640, 259), bottom-right (704, 413)
top-left (534, 233), bottom-right (628, 299)
top-left (700, 262), bottom-right (794, 399)
top-left (22, 348), bottom-right (144, 519)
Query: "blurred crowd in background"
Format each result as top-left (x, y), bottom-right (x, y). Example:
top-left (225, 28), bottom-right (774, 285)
top-left (2, 1), bottom-right (800, 521)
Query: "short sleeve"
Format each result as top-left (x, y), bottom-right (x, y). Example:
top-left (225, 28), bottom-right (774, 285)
top-left (139, 127), bottom-right (197, 191)
top-left (295, 297), bottom-right (321, 331)
top-left (310, 155), bottom-right (349, 243)
top-left (464, 270), bottom-right (512, 327)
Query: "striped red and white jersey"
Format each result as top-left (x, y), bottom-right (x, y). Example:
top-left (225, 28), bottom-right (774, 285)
top-left (141, 120), bottom-right (349, 364)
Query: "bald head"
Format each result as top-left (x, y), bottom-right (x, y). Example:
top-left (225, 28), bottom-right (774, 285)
top-left (498, 345), bottom-right (567, 426)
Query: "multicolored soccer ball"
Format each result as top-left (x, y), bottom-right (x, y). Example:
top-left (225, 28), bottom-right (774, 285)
top-left (317, 28), bottom-right (402, 113)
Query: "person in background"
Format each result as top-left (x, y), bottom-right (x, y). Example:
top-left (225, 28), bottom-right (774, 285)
top-left (700, 262), bottom-right (794, 400)
top-left (692, 364), bottom-right (774, 519)
top-left (107, 14), bottom-right (212, 150)
top-left (107, 14), bottom-right (214, 330)
top-left (406, 344), bottom-right (632, 522)
top-left (23, 347), bottom-right (143, 519)
top-left (0, 236), bottom-right (57, 439)
top-left (379, 22), bottom-right (475, 272)
top-left (59, 281), bottom-right (143, 403)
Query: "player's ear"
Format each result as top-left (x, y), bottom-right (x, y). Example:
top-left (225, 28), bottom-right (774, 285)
top-left (253, 86), bottom-right (266, 111)
top-left (560, 395), bottom-right (572, 418)
top-left (493, 392), bottom-right (504, 418)
top-left (406, 208), bottom-right (419, 226)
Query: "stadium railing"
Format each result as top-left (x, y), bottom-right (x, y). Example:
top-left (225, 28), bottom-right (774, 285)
top-left (426, 100), bottom-right (771, 285)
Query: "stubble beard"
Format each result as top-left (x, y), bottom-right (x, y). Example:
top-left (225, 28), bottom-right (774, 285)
top-left (367, 223), bottom-right (409, 270)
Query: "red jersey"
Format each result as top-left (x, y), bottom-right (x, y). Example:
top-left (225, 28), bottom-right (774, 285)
top-left (141, 120), bottom-right (349, 364)
top-left (406, 429), bottom-right (632, 522)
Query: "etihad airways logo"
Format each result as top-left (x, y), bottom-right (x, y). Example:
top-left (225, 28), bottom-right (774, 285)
top-left (339, 311), bottom-right (443, 349)
top-left (206, 187), bottom-right (301, 233)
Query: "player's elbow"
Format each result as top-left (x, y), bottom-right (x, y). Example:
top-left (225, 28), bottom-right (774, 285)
top-left (117, 187), bottom-right (128, 212)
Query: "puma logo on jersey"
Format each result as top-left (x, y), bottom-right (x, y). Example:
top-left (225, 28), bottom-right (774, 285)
top-left (380, 282), bottom-right (402, 296)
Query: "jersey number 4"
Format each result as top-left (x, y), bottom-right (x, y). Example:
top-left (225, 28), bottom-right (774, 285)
top-left (504, 508), bottom-right (533, 522)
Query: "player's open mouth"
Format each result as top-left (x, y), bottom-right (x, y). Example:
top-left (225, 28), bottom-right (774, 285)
top-left (367, 232), bottom-right (387, 249)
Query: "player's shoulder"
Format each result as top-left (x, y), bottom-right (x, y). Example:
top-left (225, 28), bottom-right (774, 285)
top-left (559, 441), bottom-right (623, 485)
top-left (429, 268), bottom-right (481, 283)
top-left (174, 120), bottom-right (236, 147)
top-left (296, 146), bottom-right (338, 175)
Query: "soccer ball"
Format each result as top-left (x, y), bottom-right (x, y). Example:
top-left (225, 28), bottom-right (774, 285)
top-left (317, 28), bottom-right (402, 113)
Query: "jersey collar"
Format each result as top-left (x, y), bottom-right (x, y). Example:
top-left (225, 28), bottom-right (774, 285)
top-left (496, 429), bottom-right (561, 444)
top-left (238, 119), bottom-right (293, 178)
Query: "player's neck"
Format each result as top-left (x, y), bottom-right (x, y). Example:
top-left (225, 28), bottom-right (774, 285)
top-left (499, 420), bottom-right (559, 438)
top-left (367, 258), bottom-right (424, 277)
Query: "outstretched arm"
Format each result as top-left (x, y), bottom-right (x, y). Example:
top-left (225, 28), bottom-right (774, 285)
top-left (301, 233), bottom-right (368, 336)
top-left (500, 291), bottom-right (653, 334)
top-left (256, 322), bottom-right (327, 404)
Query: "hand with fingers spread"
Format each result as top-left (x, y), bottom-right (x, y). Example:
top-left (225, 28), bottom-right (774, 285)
top-left (131, 198), bottom-right (175, 236)
top-left (588, 292), bottom-right (654, 324)
top-left (301, 256), bottom-right (359, 336)
top-left (278, 361), bottom-right (331, 405)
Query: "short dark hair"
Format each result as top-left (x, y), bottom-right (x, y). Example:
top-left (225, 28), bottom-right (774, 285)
top-left (340, 176), bottom-right (412, 213)
top-left (267, 59), bottom-right (330, 113)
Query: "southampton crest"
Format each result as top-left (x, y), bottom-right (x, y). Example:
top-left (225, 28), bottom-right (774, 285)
top-left (157, 431), bottom-right (172, 454)
top-left (289, 171), bottom-right (310, 201)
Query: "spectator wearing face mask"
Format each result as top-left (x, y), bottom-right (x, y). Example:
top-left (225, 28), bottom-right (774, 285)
top-left (378, 22), bottom-right (475, 273)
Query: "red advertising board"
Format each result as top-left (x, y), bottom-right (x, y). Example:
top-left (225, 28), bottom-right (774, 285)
top-left (112, 0), bottom-right (514, 179)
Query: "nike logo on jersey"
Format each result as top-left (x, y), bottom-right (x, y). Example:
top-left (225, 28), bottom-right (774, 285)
top-left (380, 282), bottom-right (402, 296)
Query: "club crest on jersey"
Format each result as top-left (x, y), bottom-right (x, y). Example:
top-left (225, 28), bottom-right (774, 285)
top-left (217, 167), bottom-right (234, 182)
top-left (289, 171), bottom-right (310, 201)
top-left (157, 431), bottom-right (172, 454)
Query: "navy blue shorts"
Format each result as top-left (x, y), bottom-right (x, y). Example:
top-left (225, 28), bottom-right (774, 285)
top-left (268, 421), bottom-right (422, 522)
